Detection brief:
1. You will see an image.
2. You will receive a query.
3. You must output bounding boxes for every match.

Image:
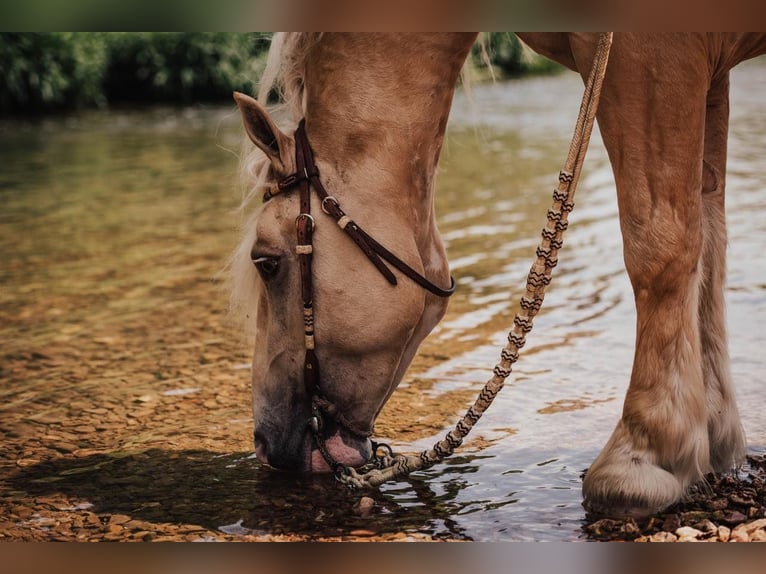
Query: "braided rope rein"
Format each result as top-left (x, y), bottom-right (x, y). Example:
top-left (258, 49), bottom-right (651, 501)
top-left (339, 32), bottom-right (614, 490)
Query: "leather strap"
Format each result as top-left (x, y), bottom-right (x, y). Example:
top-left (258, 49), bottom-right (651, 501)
top-left (276, 120), bottom-right (456, 297)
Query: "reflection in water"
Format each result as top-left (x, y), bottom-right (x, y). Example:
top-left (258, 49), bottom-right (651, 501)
top-left (2, 58), bottom-right (766, 541)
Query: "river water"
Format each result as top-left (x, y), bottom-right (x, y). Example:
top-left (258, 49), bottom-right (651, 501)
top-left (2, 58), bottom-right (765, 541)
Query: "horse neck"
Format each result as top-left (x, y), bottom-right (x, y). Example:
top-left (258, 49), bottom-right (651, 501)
top-left (302, 34), bottom-right (476, 244)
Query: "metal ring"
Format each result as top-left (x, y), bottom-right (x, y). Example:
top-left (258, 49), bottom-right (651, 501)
top-left (321, 196), bottom-right (338, 215)
top-left (295, 213), bottom-right (315, 231)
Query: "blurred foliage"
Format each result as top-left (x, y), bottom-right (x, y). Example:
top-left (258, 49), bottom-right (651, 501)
top-left (103, 33), bottom-right (271, 104)
top-left (0, 33), bottom-right (559, 115)
top-left (0, 33), bottom-right (109, 114)
top-left (0, 32), bottom-right (271, 115)
top-left (472, 33), bottom-right (562, 78)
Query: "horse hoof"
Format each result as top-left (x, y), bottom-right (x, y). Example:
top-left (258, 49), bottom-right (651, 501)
top-left (582, 455), bottom-right (685, 519)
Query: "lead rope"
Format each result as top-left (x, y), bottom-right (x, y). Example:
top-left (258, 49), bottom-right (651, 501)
top-left (339, 32), bottom-right (614, 490)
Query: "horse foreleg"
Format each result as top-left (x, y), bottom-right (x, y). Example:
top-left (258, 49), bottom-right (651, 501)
top-left (574, 35), bottom-right (713, 517)
top-left (699, 72), bottom-right (746, 472)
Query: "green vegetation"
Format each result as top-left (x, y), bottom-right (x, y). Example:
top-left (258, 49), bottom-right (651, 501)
top-left (0, 33), bottom-right (109, 113)
top-left (0, 33), bottom-right (559, 115)
top-left (472, 33), bottom-right (562, 79)
top-left (0, 32), bottom-right (270, 114)
top-left (102, 33), bottom-right (270, 104)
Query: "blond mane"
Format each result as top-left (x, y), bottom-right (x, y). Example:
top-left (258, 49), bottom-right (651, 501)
top-left (230, 33), bottom-right (322, 330)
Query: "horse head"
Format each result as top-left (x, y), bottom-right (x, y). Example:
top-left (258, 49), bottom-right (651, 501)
top-left (237, 81), bottom-right (460, 471)
top-left (231, 34), bottom-right (475, 473)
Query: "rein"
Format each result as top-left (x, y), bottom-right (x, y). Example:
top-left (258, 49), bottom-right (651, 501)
top-left (269, 118), bottom-right (456, 475)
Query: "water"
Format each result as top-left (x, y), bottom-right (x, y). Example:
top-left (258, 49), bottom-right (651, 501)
top-left (2, 58), bottom-right (766, 541)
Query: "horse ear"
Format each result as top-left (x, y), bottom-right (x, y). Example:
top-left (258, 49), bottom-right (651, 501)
top-left (233, 92), bottom-right (291, 173)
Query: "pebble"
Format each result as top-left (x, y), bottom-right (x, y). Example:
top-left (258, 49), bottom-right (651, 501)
top-left (741, 518), bottom-right (766, 534)
top-left (695, 519), bottom-right (718, 534)
top-left (729, 524), bottom-right (749, 542)
top-left (353, 496), bottom-right (375, 517)
top-left (649, 532), bottom-right (678, 542)
top-left (721, 510), bottom-right (748, 525)
top-left (675, 526), bottom-right (703, 541)
top-left (50, 442), bottom-right (79, 453)
top-left (108, 514), bottom-right (131, 525)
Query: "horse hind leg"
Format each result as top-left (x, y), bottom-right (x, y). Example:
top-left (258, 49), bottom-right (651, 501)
top-left (699, 72), bottom-right (746, 473)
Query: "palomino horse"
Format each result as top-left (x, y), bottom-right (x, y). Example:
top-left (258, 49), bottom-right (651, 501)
top-left (232, 33), bottom-right (766, 518)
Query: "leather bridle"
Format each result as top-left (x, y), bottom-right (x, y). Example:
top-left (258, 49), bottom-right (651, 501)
top-left (263, 119), bottom-right (456, 475)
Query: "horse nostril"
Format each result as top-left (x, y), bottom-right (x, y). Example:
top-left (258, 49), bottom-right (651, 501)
top-left (253, 430), bottom-right (304, 471)
top-left (253, 431), bottom-right (270, 464)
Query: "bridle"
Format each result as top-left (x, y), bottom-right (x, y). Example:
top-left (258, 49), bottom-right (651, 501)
top-left (264, 119), bottom-right (456, 475)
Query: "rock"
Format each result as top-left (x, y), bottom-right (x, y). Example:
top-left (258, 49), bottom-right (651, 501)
top-left (650, 532), bottom-right (678, 542)
top-left (585, 518), bottom-right (622, 538)
top-left (50, 441), bottom-right (79, 453)
top-left (108, 514), bottom-right (131, 525)
top-left (741, 518), bottom-right (766, 534)
top-left (729, 524), bottom-right (749, 542)
top-left (729, 494), bottom-right (755, 506)
top-left (661, 514), bottom-right (681, 532)
top-left (353, 496), bottom-right (375, 517)
top-left (694, 519), bottom-right (718, 534)
top-left (679, 511), bottom-right (711, 524)
top-left (751, 529), bottom-right (766, 542)
top-left (675, 526), bottom-right (703, 541)
top-left (705, 498), bottom-right (729, 511)
top-left (721, 510), bottom-right (748, 526)
top-left (621, 520), bottom-right (641, 537)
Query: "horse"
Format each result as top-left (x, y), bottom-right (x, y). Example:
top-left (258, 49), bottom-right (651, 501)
top-left (231, 33), bottom-right (766, 518)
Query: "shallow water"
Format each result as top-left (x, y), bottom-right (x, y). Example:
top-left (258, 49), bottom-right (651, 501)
top-left (2, 58), bottom-right (766, 541)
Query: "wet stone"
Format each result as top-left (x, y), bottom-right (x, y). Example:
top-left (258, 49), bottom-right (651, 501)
top-left (108, 514), bottom-right (131, 525)
top-left (650, 532), bottom-right (678, 542)
top-left (705, 498), bottom-right (729, 511)
top-left (675, 526), bottom-right (703, 541)
top-left (721, 510), bottom-right (748, 526)
top-left (729, 524), bottom-right (750, 542)
top-left (661, 514), bottom-right (681, 532)
top-left (349, 529), bottom-right (377, 537)
top-left (694, 519), bottom-right (718, 534)
top-left (50, 442), bottom-right (80, 453)
top-left (353, 496), bottom-right (375, 517)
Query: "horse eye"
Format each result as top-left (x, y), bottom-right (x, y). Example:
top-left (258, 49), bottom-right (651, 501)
top-left (252, 256), bottom-right (281, 279)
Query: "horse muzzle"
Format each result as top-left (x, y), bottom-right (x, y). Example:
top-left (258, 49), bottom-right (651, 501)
top-left (252, 421), bottom-right (371, 473)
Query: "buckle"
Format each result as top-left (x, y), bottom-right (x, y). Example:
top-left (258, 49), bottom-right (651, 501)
top-left (321, 196), bottom-right (339, 215)
top-left (295, 213), bottom-right (315, 231)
